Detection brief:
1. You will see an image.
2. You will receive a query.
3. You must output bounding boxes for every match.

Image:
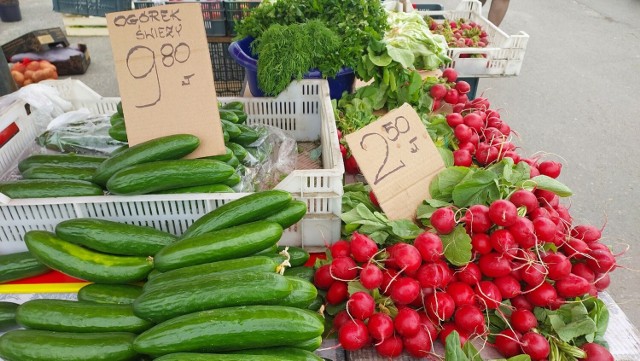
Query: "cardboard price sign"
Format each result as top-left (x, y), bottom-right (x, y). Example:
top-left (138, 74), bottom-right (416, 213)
top-left (345, 103), bottom-right (446, 220)
top-left (106, 4), bottom-right (225, 158)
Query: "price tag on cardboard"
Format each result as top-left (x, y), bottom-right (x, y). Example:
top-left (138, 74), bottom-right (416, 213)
top-left (106, 4), bottom-right (225, 158)
top-left (345, 103), bottom-right (446, 220)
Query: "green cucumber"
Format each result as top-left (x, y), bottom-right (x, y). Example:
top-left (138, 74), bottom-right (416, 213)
top-left (0, 179), bottom-right (104, 199)
top-left (283, 266), bottom-right (315, 282)
top-left (278, 246), bottom-right (310, 267)
top-left (134, 272), bottom-right (291, 322)
top-left (146, 269), bottom-right (162, 280)
top-left (221, 119), bottom-right (241, 139)
top-left (234, 347), bottom-right (323, 361)
top-left (253, 243), bottom-right (278, 256)
top-left (263, 200), bottom-right (307, 229)
top-left (133, 305), bottom-right (325, 355)
top-left (219, 109), bottom-right (239, 123)
top-left (199, 147), bottom-right (233, 162)
top-left (111, 145), bottom-right (129, 156)
top-left (109, 123), bottom-right (128, 142)
top-left (181, 190), bottom-right (292, 238)
top-left (117, 101), bottom-right (124, 116)
top-left (143, 256), bottom-right (279, 293)
top-left (154, 221), bottom-right (282, 272)
top-left (307, 295), bottom-right (323, 312)
top-left (77, 283), bottom-right (144, 305)
top-left (18, 153), bottom-right (106, 173)
top-left (280, 276), bottom-right (318, 309)
top-left (230, 109), bottom-right (248, 123)
top-left (21, 164), bottom-right (97, 182)
top-left (106, 159), bottom-right (234, 195)
top-left (93, 134), bottom-right (200, 186)
top-left (0, 329), bottom-right (138, 361)
top-left (55, 218), bottom-right (177, 257)
top-left (111, 113), bottom-right (125, 126)
top-left (0, 302), bottom-right (18, 331)
top-left (225, 154), bottom-right (240, 168)
top-left (291, 336), bottom-right (323, 352)
top-left (220, 101), bottom-right (244, 112)
top-left (0, 252), bottom-right (49, 283)
top-left (226, 142), bottom-right (247, 162)
top-left (222, 172), bottom-right (241, 187)
top-left (223, 130), bottom-right (229, 143)
top-left (233, 124), bottom-right (260, 146)
top-left (155, 354), bottom-right (283, 361)
top-left (155, 184), bottom-right (234, 194)
top-left (24, 230), bottom-right (154, 284)
top-left (16, 299), bottom-right (153, 333)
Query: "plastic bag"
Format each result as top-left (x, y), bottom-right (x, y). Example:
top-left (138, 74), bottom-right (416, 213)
top-left (0, 82), bottom-right (72, 133)
top-left (236, 124), bottom-right (298, 192)
top-left (36, 110), bottom-right (126, 156)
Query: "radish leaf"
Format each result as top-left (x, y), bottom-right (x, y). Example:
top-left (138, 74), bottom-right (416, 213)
top-left (452, 169), bottom-right (500, 207)
top-left (529, 175), bottom-right (573, 197)
top-left (440, 225), bottom-right (472, 266)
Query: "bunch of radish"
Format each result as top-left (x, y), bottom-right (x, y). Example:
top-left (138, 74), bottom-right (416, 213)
top-left (426, 17), bottom-right (489, 54)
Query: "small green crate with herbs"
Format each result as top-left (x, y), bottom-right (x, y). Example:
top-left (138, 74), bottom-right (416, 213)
top-left (224, 0), bottom-right (261, 36)
top-left (132, 0), bottom-right (226, 37)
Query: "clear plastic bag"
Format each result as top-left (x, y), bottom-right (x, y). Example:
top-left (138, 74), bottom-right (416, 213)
top-left (0, 83), bottom-right (73, 133)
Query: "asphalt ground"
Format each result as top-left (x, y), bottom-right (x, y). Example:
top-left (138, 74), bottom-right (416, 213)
top-left (2, 0), bottom-right (640, 328)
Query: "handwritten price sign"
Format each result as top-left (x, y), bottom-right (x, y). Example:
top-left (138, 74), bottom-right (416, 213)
top-left (107, 4), bottom-right (225, 158)
top-left (345, 103), bottom-right (445, 220)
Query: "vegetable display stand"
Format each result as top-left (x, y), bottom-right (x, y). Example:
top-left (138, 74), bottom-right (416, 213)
top-left (223, 0), bottom-right (261, 36)
top-left (0, 79), bottom-right (344, 252)
top-left (52, 0), bottom-right (131, 17)
top-left (132, 0), bottom-right (226, 37)
top-left (228, 37), bottom-right (356, 100)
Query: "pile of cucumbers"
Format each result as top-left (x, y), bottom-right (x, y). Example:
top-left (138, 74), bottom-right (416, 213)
top-left (0, 190), bottom-right (324, 361)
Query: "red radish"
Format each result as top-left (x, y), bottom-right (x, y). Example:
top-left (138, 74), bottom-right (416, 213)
top-left (330, 240), bottom-right (351, 259)
top-left (394, 307), bottom-right (421, 337)
top-left (533, 216), bottom-right (556, 243)
top-left (468, 132), bottom-right (480, 146)
top-left (444, 89), bottom-right (460, 104)
top-left (454, 124), bottom-right (474, 143)
top-left (494, 329), bottom-right (522, 358)
top-left (330, 256), bottom-right (358, 281)
top-left (535, 189), bottom-right (558, 207)
top-left (446, 113), bottom-right (464, 128)
top-left (390, 277), bottom-right (421, 305)
top-left (414, 232), bottom-right (444, 262)
top-left (521, 332), bottom-right (550, 360)
top-left (431, 207), bottom-right (457, 234)
top-left (538, 160), bottom-right (562, 179)
top-left (471, 233), bottom-right (493, 255)
top-left (375, 335), bottom-right (404, 357)
top-left (478, 252), bottom-right (512, 278)
top-left (313, 264), bottom-right (334, 290)
top-left (520, 262), bottom-right (547, 287)
top-left (589, 242), bottom-right (610, 252)
top-left (463, 113), bottom-right (484, 132)
top-left (456, 262), bottom-right (482, 285)
top-left (419, 312), bottom-right (440, 338)
top-left (459, 141), bottom-right (477, 154)
top-left (586, 248), bottom-right (617, 273)
top-left (508, 216), bottom-right (537, 249)
top-left (344, 155), bottom-right (360, 175)
top-left (562, 238), bottom-right (590, 260)
top-left (452, 103), bottom-right (465, 113)
top-left (542, 252), bottom-right (572, 280)
top-left (482, 127), bottom-right (506, 144)
top-left (511, 295), bottom-right (533, 311)
top-left (529, 207), bottom-right (550, 220)
top-left (488, 199), bottom-right (518, 227)
top-left (333, 310), bottom-right (351, 331)
top-left (443, 68), bottom-right (458, 82)
top-left (572, 263), bottom-right (596, 283)
top-left (555, 204), bottom-right (573, 227)
top-left (571, 224), bottom-right (602, 243)
top-left (475, 145), bottom-right (500, 165)
top-left (454, 304), bottom-right (486, 334)
top-left (525, 281), bottom-right (557, 308)
top-left (594, 272), bottom-right (611, 291)
top-left (503, 150), bottom-right (521, 163)
top-left (453, 149), bottom-right (473, 167)
top-left (403, 328), bottom-right (433, 357)
top-left (326, 281), bottom-right (349, 305)
top-left (457, 93), bottom-right (469, 104)
top-left (464, 205), bottom-right (492, 234)
top-left (544, 205), bottom-right (561, 225)
top-left (580, 342), bottom-right (614, 361)
top-left (489, 229), bottom-right (518, 256)
top-left (446, 281), bottom-right (476, 307)
top-left (347, 291), bottom-right (375, 320)
top-left (510, 309), bottom-right (538, 333)
top-left (367, 312), bottom-right (394, 341)
top-left (509, 189), bottom-right (539, 214)
top-left (339, 319), bottom-right (370, 351)
top-left (416, 261), bottom-right (454, 289)
top-left (369, 191), bottom-right (380, 208)
top-left (339, 144), bottom-right (347, 158)
top-left (380, 269), bottom-right (399, 294)
top-left (494, 275), bottom-right (522, 299)
top-left (360, 263), bottom-right (384, 290)
top-left (475, 280), bottom-right (503, 309)
top-left (429, 83), bottom-right (447, 100)
top-left (425, 291), bottom-right (456, 321)
top-left (439, 323), bottom-right (470, 346)
top-left (555, 273), bottom-right (590, 298)
top-left (386, 243), bottom-right (422, 274)
top-left (350, 232), bottom-right (378, 263)
top-left (456, 80), bottom-right (471, 94)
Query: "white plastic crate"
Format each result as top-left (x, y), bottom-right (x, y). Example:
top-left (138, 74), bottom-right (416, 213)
top-left (412, 0), bottom-right (529, 77)
top-left (0, 80), bottom-right (344, 253)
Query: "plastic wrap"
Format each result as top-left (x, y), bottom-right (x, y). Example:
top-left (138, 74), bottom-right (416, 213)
top-left (0, 83), bottom-right (72, 133)
top-left (36, 110), bottom-right (126, 156)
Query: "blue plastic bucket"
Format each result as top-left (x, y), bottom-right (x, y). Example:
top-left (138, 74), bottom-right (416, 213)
top-left (228, 37), bottom-right (355, 99)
